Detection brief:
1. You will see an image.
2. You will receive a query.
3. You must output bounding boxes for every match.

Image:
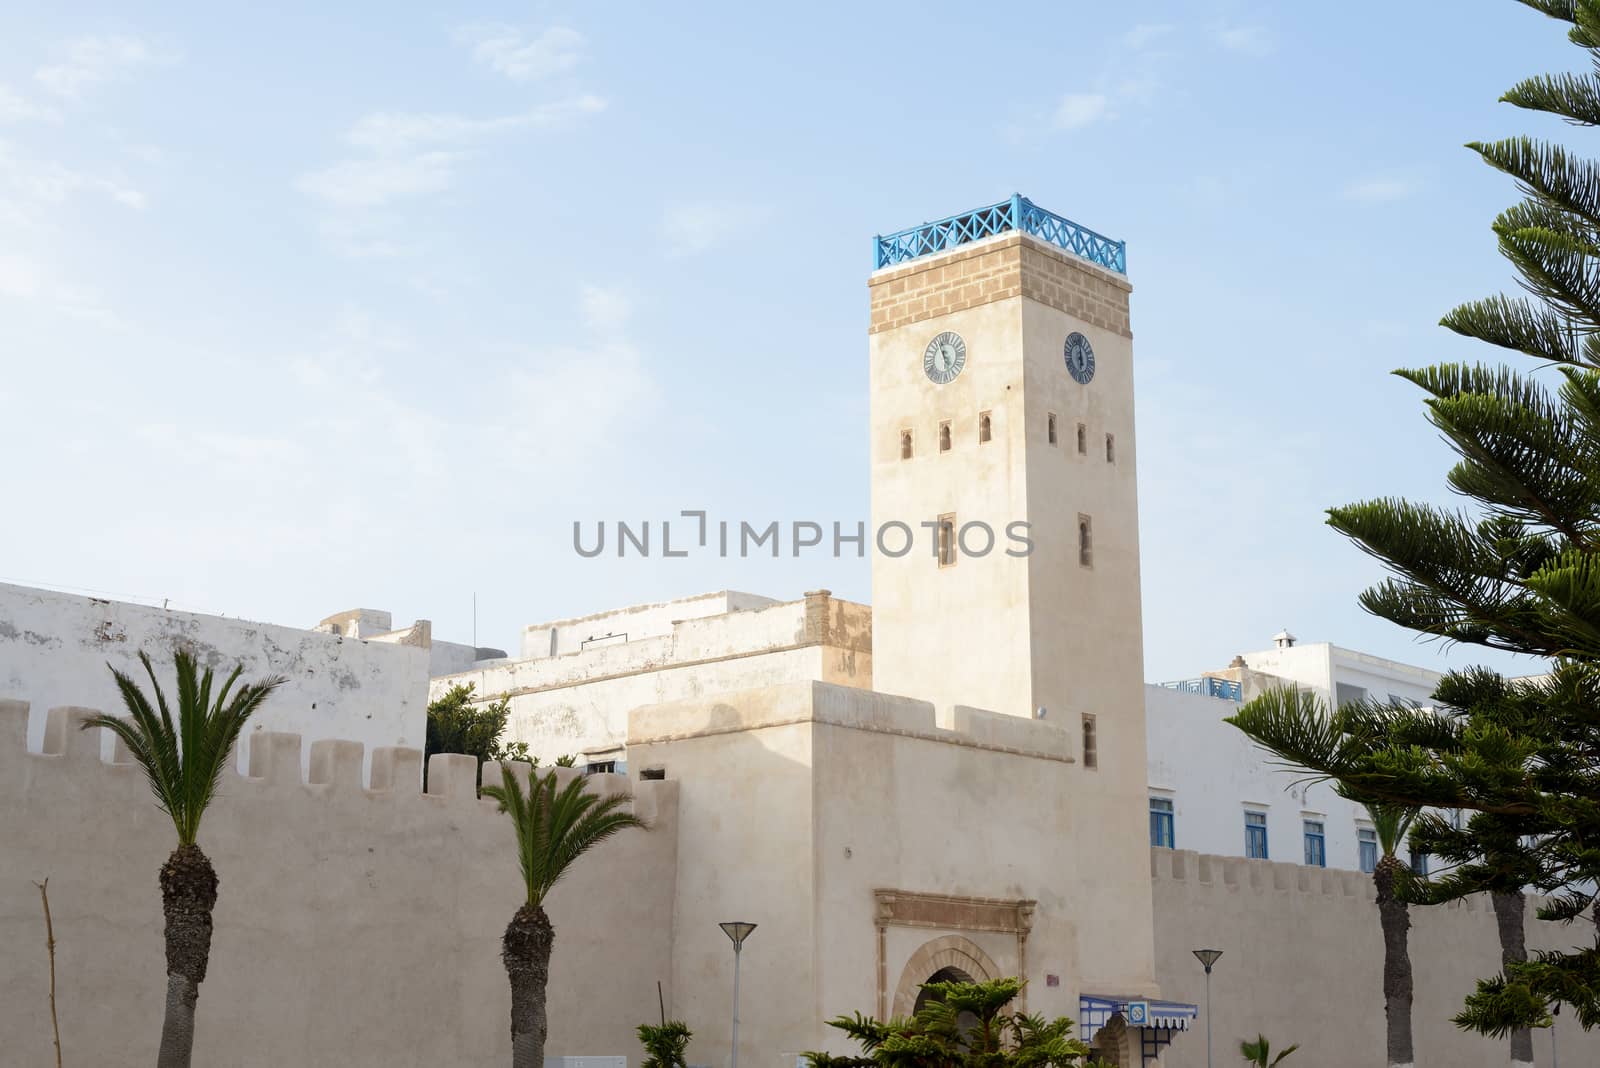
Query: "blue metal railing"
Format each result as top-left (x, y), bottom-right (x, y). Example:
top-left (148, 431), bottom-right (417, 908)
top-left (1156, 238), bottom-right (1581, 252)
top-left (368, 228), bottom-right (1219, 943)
top-left (873, 193), bottom-right (1126, 274)
top-left (1158, 676), bottom-right (1243, 702)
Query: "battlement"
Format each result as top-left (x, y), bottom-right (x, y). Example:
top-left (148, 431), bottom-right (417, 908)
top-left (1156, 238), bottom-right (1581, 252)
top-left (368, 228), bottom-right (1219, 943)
top-left (0, 698), bottom-right (670, 823)
top-left (1150, 847), bottom-right (1503, 912)
top-left (628, 680), bottom-right (1074, 762)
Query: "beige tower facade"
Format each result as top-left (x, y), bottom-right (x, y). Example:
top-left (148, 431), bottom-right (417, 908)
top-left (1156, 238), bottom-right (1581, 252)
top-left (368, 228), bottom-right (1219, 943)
top-left (867, 201), bottom-right (1156, 997)
top-left (868, 202), bottom-right (1141, 734)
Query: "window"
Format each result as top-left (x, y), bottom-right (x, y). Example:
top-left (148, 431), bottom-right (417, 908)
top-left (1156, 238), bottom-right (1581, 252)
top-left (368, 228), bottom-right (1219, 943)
top-left (1076, 423), bottom-right (1087, 454)
top-left (1334, 682), bottom-right (1368, 707)
top-left (1078, 514), bottom-right (1093, 568)
top-left (939, 421), bottom-right (952, 452)
top-left (1150, 798), bottom-right (1175, 849)
top-left (937, 513), bottom-right (956, 568)
top-left (1303, 820), bottom-right (1326, 867)
top-left (586, 760), bottom-right (617, 775)
top-left (978, 411), bottom-right (992, 443)
top-left (1358, 828), bottom-right (1378, 873)
top-left (1105, 433), bottom-right (1115, 463)
top-left (1081, 713), bottom-right (1098, 769)
top-left (1245, 811), bottom-right (1269, 859)
top-left (900, 430), bottom-right (913, 460)
top-left (1410, 851), bottom-right (1429, 876)
top-left (1047, 413), bottom-right (1058, 445)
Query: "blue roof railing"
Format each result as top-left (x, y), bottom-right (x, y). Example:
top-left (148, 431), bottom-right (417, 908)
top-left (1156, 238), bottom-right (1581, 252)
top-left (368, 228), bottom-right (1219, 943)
top-left (873, 193), bottom-right (1126, 274)
top-left (1158, 676), bottom-right (1243, 702)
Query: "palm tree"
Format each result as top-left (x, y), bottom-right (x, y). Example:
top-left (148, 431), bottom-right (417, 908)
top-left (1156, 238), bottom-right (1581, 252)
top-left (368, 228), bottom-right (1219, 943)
top-left (83, 649), bottom-right (281, 1068)
top-left (1225, 689), bottom-right (1419, 1068)
top-left (1367, 803), bottom-right (1419, 1068)
top-left (1239, 1034), bottom-right (1299, 1067)
top-left (482, 763), bottom-right (646, 1067)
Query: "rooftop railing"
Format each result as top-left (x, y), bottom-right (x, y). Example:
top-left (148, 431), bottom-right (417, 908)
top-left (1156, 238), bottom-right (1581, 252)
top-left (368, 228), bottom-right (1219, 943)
top-left (873, 194), bottom-right (1126, 274)
top-left (1158, 676), bottom-right (1243, 702)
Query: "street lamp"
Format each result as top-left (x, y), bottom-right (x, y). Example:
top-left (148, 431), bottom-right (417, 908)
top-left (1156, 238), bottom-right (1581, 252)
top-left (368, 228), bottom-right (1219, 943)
top-left (1192, 949), bottom-right (1223, 1068)
top-left (720, 922), bottom-right (758, 1068)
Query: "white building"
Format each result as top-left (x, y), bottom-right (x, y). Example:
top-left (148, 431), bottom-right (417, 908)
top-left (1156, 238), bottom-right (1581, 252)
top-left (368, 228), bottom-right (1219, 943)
top-left (1147, 634), bottom-right (1445, 875)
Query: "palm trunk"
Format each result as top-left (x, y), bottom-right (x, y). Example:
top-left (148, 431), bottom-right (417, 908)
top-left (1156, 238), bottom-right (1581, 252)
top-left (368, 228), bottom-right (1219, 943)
top-left (1492, 890), bottom-right (1534, 1066)
top-left (157, 844), bottom-right (218, 1068)
top-left (504, 902), bottom-right (555, 1068)
top-left (1375, 857), bottom-right (1414, 1068)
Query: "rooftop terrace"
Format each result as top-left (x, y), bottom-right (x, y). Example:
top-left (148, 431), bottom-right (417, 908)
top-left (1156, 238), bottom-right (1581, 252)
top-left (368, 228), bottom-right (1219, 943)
top-left (873, 194), bottom-right (1126, 274)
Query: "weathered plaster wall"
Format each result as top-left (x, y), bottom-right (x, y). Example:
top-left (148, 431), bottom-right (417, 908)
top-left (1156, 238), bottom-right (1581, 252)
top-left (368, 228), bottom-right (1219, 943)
top-left (0, 700), bottom-right (677, 1067)
top-left (520, 590), bottom-right (778, 660)
top-left (439, 592), bottom-right (872, 764)
top-left (1151, 848), bottom-right (1600, 1068)
top-left (626, 681), bottom-right (1146, 1068)
top-left (0, 583), bottom-right (428, 769)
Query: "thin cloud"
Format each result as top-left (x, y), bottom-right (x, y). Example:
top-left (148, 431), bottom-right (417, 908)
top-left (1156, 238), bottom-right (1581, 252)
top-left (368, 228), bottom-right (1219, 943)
top-left (1216, 25), bottom-right (1275, 57)
top-left (0, 84), bottom-right (56, 122)
top-left (458, 24), bottom-right (585, 81)
top-left (35, 34), bottom-right (171, 99)
top-left (296, 152), bottom-right (460, 208)
top-left (345, 96), bottom-right (604, 153)
top-left (298, 97), bottom-right (606, 208)
top-left (1342, 177), bottom-right (1418, 203)
top-left (1055, 93), bottom-right (1110, 130)
top-left (1123, 23), bottom-right (1175, 49)
top-left (658, 201), bottom-right (770, 257)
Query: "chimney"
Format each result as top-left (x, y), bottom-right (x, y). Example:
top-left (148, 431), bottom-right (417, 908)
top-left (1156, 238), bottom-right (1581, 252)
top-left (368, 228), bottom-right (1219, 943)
top-left (1272, 629), bottom-right (1296, 650)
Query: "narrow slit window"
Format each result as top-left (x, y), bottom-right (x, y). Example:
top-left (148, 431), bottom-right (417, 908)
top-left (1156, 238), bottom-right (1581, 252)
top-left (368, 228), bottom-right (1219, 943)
top-left (900, 430), bottom-right (913, 460)
top-left (939, 421), bottom-right (952, 452)
top-left (1076, 423), bottom-right (1087, 454)
top-left (1078, 514), bottom-right (1092, 568)
top-left (937, 512), bottom-right (956, 567)
top-left (1047, 413), bottom-right (1058, 445)
top-left (978, 411), bottom-right (992, 443)
top-left (1082, 713), bottom-right (1098, 769)
top-left (1105, 433), bottom-right (1115, 463)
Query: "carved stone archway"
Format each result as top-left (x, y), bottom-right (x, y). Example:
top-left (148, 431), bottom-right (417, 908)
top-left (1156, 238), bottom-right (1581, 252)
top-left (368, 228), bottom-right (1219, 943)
top-left (890, 935), bottom-right (1003, 1018)
top-left (874, 889), bottom-right (1035, 1017)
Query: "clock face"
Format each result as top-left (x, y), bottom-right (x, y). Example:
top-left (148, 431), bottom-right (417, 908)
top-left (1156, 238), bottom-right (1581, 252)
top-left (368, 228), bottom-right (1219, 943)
top-left (1065, 332), bottom-right (1096, 384)
top-left (923, 331), bottom-right (967, 385)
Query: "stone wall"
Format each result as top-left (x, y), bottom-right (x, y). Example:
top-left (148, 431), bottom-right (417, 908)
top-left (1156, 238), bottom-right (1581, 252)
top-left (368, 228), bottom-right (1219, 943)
top-left (1151, 848), bottom-right (1598, 1067)
top-left (0, 582), bottom-right (428, 770)
top-left (0, 699), bottom-right (677, 1067)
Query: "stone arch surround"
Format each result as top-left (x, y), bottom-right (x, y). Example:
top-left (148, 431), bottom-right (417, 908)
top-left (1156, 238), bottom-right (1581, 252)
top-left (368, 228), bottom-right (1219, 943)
top-left (890, 935), bottom-right (1003, 1017)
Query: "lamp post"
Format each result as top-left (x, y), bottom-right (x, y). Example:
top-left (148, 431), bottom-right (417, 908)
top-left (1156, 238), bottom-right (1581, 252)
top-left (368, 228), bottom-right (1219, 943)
top-left (1192, 949), bottom-right (1223, 1068)
top-left (720, 922), bottom-right (758, 1068)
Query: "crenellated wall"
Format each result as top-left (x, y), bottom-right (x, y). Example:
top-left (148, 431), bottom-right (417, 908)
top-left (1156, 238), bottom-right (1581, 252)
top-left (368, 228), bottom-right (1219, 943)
top-left (1150, 848), bottom-right (1600, 1067)
top-left (0, 582), bottom-right (430, 770)
top-left (0, 699), bottom-right (678, 1067)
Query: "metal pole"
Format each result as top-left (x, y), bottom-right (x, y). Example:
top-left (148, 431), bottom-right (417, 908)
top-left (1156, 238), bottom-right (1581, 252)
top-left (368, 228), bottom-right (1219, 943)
top-left (1204, 966), bottom-right (1213, 1068)
top-left (731, 942), bottom-right (742, 1068)
top-left (1553, 1003), bottom-right (1560, 1068)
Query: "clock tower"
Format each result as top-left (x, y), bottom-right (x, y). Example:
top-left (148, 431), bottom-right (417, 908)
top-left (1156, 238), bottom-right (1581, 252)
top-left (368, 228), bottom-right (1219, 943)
top-left (866, 197), bottom-right (1149, 934)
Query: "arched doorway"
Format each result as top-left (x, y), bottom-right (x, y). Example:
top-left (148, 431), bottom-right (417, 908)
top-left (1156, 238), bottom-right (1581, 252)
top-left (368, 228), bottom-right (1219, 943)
top-left (912, 965), bottom-right (974, 1014)
top-left (890, 935), bottom-right (1002, 1018)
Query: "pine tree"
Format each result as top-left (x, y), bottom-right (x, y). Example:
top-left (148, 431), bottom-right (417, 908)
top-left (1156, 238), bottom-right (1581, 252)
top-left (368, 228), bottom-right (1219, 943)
top-left (1229, 0), bottom-right (1600, 1037)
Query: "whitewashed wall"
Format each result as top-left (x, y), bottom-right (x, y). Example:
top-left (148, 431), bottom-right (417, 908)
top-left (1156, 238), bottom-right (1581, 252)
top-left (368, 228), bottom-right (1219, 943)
top-left (1145, 683), bottom-right (1372, 871)
top-left (0, 583), bottom-right (428, 771)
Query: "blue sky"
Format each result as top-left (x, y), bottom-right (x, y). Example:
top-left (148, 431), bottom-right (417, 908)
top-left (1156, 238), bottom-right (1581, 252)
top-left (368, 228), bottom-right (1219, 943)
top-left (0, 2), bottom-right (1579, 681)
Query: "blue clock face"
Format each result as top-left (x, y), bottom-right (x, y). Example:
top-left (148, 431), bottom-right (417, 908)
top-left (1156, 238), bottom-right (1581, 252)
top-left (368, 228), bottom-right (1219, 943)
top-left (1065, 332), bottom-right (1095, 384)
top-left (924, 331), bottom-right (966, 385)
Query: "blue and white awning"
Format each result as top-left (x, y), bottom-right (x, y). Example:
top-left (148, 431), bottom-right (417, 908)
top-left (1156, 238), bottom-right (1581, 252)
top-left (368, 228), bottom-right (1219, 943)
top-left (1079, 994), bottom-right (1198, 1041)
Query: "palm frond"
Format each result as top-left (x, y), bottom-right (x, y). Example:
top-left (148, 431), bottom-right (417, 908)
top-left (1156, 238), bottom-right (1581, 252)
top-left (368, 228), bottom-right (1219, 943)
top-left (484, 764), bottom-right (648, 906)
top-left (84, 647), bottom-right (281, 845)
